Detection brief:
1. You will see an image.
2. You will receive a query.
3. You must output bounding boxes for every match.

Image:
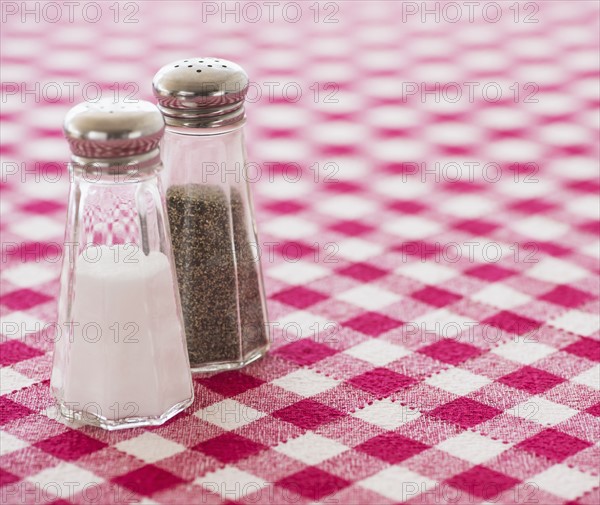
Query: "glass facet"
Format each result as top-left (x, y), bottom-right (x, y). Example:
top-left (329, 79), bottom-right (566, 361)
top-left (51, 165), bottom-right (194, 430)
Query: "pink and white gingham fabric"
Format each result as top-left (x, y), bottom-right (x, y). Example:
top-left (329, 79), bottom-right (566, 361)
top-left (1, 1), bottom-right (599, 504)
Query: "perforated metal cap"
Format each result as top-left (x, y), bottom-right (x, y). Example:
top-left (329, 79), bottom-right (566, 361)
top-left (63, 99), bottom-right (165, 161)
top-left (152, 57), bottom-right (249, 128)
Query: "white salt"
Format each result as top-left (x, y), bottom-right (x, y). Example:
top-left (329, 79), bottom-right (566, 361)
top-left (52, 245), bottom-right (193, 421)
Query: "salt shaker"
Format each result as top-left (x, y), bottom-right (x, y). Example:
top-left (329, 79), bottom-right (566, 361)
top-left (152, 57), bottom-right (269, 372)
top-left (51, 99), bottom-right (194, 430)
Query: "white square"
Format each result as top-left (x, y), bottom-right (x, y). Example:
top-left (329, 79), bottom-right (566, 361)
top-left (258, 178), bottom-right (311, 199)
top-left (567, 196), bottom-right (600, 218)
top-left (337, 285), bottom-right (401, 310)
top-left (440, 195), bottom-right (496, 218)
top-left (411, 309), bottom-right (477, 338)
top-left (273, 369), bottom-right (339, 397)
top-left (373, 176), bottom-right (430, 199)
top-left (531, 464), bottom-right (598, 500)
top-left (197, 467), bottom-right (268, 500)
top-left (2, 263), bottom-right (59, 288)
top-left (262, 216), bottom-right (317, 240)
top-left (437, 431), bottom-right (511, 464)
top-left (344, 339), bottom-right (411, 366)
top-left (549, 310), bottom-right (600, 336)
top-left (22, 179), bottom-right (69, 202)
top-left (510, 396), bottom-right (577, 426)
top-left (498, 175), bottom-right (557, 198)
top-left (382, 216), bottom-right (442, 239)
top-left (328, 157), bottom-right (368, 180)
top-left (491, 340), bottom-right (556, 365)
top-left (359, 466), bottom-right (436, 501)
top-left (195, 399), bottom-right (265, 430)
top-left (511, 216), bottom-right (568, 240)
top-left (397, 263), bottom-right (458, 284)
top-left (426, 368), bottom-right (491, 396)
top-left (115, 432), bottom-right (186, 464)
top-left (582, 241), bottom-right (599, 259)
top-left (472, 284), bottom-right (532, 310)
top-left (526, 258), bottom-right (588, 283)
top-left (456, 238), bottom-right (513, 263)
top-left (267, 262), bottom-right (328, 284)
top-left (316, 195), bottom-right (377, 219)
top-left (0, 368), bottom-right (35, 395)
top-left (572, 365), bottom-right (600, 390)
top-left (273, 431), bottom-right (348, 465)
top-left (0, 432), bottom-right (29, 456)
top-left (276, 311), bottom-right (330, 341)
top-left (27, 462), bottom-right (103, 499)
top-left (336, 238), bottom-right (383, 261)
top-left (10, 216), bottom-right (64, 241)
top-left (352, 398), bottom-right (421, 429)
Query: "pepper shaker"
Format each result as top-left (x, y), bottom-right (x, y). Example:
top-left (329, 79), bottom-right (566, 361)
top-left (51, 99), bottom-right (194, 430)
top-left (152, 57), bottom-right (270, 372)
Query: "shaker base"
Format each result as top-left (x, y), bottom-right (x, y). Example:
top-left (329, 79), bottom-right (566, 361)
top-left (56, 396), bottom-right (194, 431)
top-left (190, 344), bottom-right (269, 374)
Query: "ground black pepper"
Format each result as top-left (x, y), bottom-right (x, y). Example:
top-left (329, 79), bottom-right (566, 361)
top-left (166, 183), bottom-right (268, 367)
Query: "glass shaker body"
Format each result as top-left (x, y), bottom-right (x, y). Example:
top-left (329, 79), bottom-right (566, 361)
top-left (160, 123), bottom-right (270, 372)
top-left (51, 100), bottom-right (194, 430)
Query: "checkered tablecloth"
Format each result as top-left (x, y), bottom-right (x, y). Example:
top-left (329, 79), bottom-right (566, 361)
top-left (1, 1), bottom-right (599, 504)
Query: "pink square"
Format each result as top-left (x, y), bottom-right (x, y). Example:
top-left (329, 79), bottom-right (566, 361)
top-left (343, 312), bottom-right (402, 337)
top-left (563, 337), bottom-right (600, 362)
top-left (337, 263), bottom-right (388, 282)
top-left (498, 366), bottom-right (565, 394)
top-left (446, 465), bottom-right (519, 499)
top-left (264, 200), bottom-right (305, 214)
top-left (195, 371), bottom-right (265, 397)
top-left (411, 286), bottom-right (462, 307)
top-left (418, 340), bottom-right (482, 365)
top-left (0, 288), bottom-right (53, 310)
top-left (579, 219), bottom-right (599, 234)
top-left (482, 311), bottom-right (541, 335)
top-left (356, 432), bottom-right (429, 464)
top-left (325, 180), bottom-right (361, 193)
top-left (454, 219), bottom-right (499, 235)
top-left (466, 264), bottom-right (516, 281)
top-left (568, 179), bottom-right (599, 193)
top-left (393, 240), bottom-right (441, 259)
top-left (192, 433), bottom-right (267, 464)
top-left (0, 468), bottom-right (19, 487)
top-left (0, 341), bottom-right (44, 366)
top-left (509, 198), bottom-right (556, 214)
top-left (534, 241), bottom-right (571, 257)
top-left (517, 429), bottom-right (592, 462)
top-left (34, 430), bottom-right (107, 461)
top-left (272, 399), bottom-right (345, 430)
top-left (273, 338), bottom-right (337, 366)
top-left (388, 200), bottom-right (427, 213)
top-left (0, 397), bottom-right (33, 425)
top-left (444, 181), bottom-right (487, 193)
top-left (329, 220), bottom-right (374, 236)
top-left (586, 403), bottom-right (600, 417)
top-left (539, 285), bottom-right (594, 308)
top-left (277, 467), bottom-right (350, 501)
top-left (272, 241), bottom-right (317, 260)
top-left (430, 398), bottom-right (502, 428)
top-left (112, 465), bottom-right (185, 496)
top-left (271, 286), bottom-right (328, 309)
top-left (21, 199), bottom-right (64, 214)
top-left (349, 368), bottom-right (416, 397)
